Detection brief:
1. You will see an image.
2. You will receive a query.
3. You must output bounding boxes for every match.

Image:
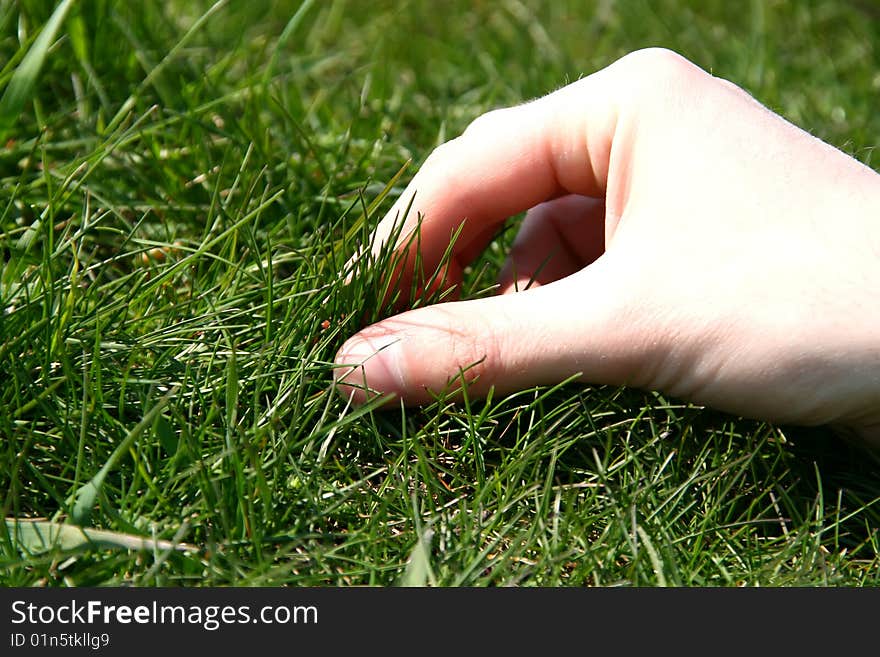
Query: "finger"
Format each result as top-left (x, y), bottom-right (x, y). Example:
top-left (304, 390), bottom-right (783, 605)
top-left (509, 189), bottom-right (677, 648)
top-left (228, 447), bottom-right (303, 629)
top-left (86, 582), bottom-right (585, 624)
top-left (334, 259), bottom-right (648, 405)
top-left (335, 49), bottom-right (717, 405)
top-left (365, 61), bottom-right (625, 280)
top-left (497, 195), bottom-right (606, 294)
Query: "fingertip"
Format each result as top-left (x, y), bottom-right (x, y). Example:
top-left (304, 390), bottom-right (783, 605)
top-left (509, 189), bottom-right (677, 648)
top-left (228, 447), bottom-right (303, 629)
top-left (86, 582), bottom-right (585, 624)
top-left (333, 330), bottom-right (408, 405)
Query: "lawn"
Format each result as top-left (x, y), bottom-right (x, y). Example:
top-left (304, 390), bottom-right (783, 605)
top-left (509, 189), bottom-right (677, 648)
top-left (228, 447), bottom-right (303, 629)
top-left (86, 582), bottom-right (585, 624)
top-left (1, 0), bottom-right (879, 586)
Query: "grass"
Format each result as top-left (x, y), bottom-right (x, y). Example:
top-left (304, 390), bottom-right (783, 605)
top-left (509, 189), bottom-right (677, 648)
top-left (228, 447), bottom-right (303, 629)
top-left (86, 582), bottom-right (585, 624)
top-left (1, 0), bottom-right (879, 586)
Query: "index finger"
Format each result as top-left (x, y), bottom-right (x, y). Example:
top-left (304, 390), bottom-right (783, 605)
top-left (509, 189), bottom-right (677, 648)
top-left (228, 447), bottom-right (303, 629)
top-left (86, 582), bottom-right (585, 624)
top-left (364, 61), bottom-right (623, 279)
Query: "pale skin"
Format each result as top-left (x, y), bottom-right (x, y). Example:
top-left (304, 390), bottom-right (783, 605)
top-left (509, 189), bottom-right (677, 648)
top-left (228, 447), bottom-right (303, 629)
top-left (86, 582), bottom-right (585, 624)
top-left (333, 48), bottom-right (880, 446)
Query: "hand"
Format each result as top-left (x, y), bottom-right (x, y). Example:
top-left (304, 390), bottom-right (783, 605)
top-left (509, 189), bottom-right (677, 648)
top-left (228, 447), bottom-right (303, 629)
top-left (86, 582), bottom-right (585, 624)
top-left (334, 48), bottom-right (880, 445)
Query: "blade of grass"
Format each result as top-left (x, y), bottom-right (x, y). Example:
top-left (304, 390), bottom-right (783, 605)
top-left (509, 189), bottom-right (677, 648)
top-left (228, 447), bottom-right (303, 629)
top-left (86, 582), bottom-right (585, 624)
top-left (70, 385), bottom-right (179, 526)
top-left (104, 0), bottom-right (228, 134)
top-left (0, 0), bottom-right (78, 141)
top-left (6, 518), bottom-right (197, 554)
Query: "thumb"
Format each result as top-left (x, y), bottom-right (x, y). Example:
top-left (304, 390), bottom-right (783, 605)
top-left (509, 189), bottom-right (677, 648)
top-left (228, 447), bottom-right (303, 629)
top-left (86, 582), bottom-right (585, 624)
top-left (333, 260), bottom-right (648, 405)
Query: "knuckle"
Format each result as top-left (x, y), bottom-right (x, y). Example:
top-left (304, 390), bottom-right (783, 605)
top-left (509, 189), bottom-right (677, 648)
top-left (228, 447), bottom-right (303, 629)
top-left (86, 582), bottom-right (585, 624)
top-left (462, 107), bottom-right (513, 137)
top-left (444, 314), bottom-right (500, 389)
top-left (618, 47), bottom-right (691, 77)
top-left (423, 137), bottom-right (458, 167)
top-left (418, 137), bottom-right (464, 188)
top-left (612, 47), bottom-right (697, 100)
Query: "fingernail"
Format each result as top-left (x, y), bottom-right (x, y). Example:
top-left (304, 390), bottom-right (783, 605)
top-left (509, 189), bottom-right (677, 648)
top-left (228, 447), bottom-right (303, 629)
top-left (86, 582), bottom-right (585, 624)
top-left (334, 332), bottom-right (407, 402)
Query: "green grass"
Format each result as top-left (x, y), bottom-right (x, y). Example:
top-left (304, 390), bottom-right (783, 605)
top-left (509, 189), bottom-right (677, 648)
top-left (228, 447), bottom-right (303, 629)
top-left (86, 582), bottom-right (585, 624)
top-left (1, 0), bottom-right (879, 586)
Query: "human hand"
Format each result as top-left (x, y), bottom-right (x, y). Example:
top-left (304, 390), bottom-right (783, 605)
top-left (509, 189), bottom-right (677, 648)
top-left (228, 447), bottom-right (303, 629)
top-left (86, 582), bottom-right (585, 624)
top-left (334, 48), bottom-right (880, 445)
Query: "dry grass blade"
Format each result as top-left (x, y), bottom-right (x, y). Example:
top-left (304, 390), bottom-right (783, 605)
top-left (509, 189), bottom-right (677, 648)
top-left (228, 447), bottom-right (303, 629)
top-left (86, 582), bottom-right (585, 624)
top-left (6, 519), bottom-right (198, 554)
